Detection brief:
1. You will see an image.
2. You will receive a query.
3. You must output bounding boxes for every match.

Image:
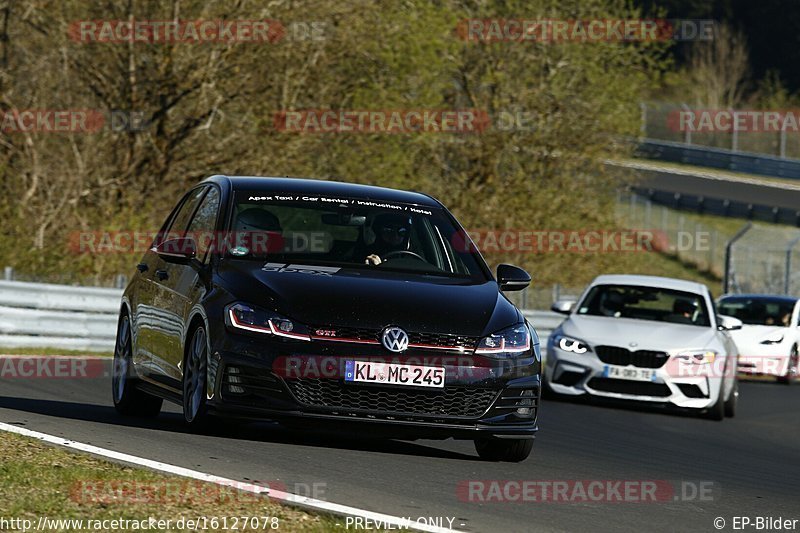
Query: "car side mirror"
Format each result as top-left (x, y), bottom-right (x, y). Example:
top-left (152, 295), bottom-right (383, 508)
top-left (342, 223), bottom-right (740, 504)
top-left (551, 299), bottom-right (576, 315)
top-left (717, 314), bottom-right (743, 331)
top-left (155, 237), bottom-right (197, 264)
top-left (497, 264), bottom-right (530, 292)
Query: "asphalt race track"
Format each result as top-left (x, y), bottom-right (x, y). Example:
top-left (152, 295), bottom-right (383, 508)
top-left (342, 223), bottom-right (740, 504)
top-left (1, 360), bottom-right (799, 533)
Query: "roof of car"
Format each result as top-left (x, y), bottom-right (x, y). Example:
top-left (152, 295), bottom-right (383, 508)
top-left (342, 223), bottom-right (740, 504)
top-left (719, 293), bottom-right (799, 302)
top-left (204, 175), bottom-right (442, 208)
top-left (589, 274), bottom-right (708, 295)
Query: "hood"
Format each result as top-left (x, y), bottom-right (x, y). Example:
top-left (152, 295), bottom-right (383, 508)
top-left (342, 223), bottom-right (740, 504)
top-left (218, 259), bottom-right (519, 336)
top-left (561, 315), bottom-right (718, 352)
top-left (729, 324), bottom-right (786, 344)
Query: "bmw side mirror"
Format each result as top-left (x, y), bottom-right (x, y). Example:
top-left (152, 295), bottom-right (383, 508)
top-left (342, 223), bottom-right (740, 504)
top-left (551, 299), bottom-right (576, 315)
top-left (497, 264), bottom-right (530, 292)
top-left (717, 315), bottom-right (743, 331)
top-left (155, 237), bottom-right (197, 264)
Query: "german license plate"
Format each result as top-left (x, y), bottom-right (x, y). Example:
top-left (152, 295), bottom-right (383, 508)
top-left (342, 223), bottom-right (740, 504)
top-left (603, 365), bottom-right (657, 382)
top-left (344, 360), bottom-right (445, 388)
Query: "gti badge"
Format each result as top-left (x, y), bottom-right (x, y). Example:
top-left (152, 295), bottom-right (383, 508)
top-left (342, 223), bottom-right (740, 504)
top-left (381, 326), bottom-right (409, 353)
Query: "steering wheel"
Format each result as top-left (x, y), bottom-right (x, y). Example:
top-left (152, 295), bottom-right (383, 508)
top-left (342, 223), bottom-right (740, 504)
top-left (382, 250), bottom-right (425, 262)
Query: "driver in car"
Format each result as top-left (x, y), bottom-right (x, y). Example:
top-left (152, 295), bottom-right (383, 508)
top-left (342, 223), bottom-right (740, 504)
top-left (364, 213), bottom-right (413, 265)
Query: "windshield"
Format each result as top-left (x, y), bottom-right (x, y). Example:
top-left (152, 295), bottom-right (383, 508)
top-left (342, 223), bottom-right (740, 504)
top-left (224, 192), bottom-right (488, 279)
top-left (576, 284), bottom-right (711, 327)
top-left (717, 296), bottom-right (796, 326)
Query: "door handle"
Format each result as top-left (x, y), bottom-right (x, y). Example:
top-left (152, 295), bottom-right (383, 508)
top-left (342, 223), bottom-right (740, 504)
top-left (155, 269), bottom-right (169, 281)
top-left (136, 263), bottom-right (149, 273)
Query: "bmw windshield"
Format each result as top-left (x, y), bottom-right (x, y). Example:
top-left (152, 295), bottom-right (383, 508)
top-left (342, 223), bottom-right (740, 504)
top-left (576, 284), bottom-right (712, 327)
top-left (223, 192), bottom-right (488, 280)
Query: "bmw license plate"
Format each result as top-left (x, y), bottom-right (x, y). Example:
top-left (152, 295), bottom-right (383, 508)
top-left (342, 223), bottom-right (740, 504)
top-left (344, 360), bottom-right (445, 388)
top-left (604, 365), bottom-right (657, 382)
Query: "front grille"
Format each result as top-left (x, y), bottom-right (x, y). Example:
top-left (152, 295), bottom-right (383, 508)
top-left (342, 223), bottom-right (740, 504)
top-left (595, 345), bottom-right (669, 368)
top-left (309, 325), bottom-right (479, 350)
top-left (587, 377), bottom-right (671, 397)
top-left (286, 378), bottom-right (498, 418)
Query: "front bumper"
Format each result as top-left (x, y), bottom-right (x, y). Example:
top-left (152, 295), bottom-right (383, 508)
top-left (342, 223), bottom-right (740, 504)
top-left (735, 342), bottom-right (792, 378)
top-left (204, 337), bottom-right (541, 440)
top-left (546, 345), bottom-right (723, 409)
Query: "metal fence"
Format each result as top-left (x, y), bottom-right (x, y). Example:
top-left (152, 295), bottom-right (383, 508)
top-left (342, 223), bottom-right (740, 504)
top-left (617, 191), bottom-right (729, 277)
top-left (618, 191), bottom-right (800, 296)
top-left (725, 225), bottom-right (800, 296)
top-left (642, 101), bottom-right (800, 160)
top-left (0, 280), bottom-right (121, 352)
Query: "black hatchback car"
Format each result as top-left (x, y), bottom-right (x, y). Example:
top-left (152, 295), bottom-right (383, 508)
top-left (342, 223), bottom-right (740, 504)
top-left (113, 176), bottom-right (541, 461)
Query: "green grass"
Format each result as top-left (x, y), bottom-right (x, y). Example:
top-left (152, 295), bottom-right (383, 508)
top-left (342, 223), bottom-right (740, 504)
top-left (0, 432), bottom-right (350, 532)
top-left (0, 347), bottom-right (113, 358)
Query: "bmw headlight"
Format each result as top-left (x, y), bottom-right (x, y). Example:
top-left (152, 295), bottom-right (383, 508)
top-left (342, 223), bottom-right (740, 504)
top-left (475, 324), bottom-right (531, 357)
top-left (225, 303), bottom-right (311, 341)
top-left (552, 334), bottom-right (591, 354)
top-left (674, 350), bottom-right (717, 364)
top-left (760, 332), bottom-right (784, 345)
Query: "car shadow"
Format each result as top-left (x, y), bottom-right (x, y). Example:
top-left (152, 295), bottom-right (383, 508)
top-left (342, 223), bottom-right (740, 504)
top-left (0, 395), bottom-right (479, 461)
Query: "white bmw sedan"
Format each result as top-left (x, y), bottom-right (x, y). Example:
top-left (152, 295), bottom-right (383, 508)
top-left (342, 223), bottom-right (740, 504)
top-left (545, 275), bottom-right (741, 420)
top-left (717, 294), bottom-right (799, 384)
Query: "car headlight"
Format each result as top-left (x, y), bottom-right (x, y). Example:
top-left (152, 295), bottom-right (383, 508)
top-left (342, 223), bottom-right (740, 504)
top-left (552, 334), bottom-right (591, 354)
top-left (760, 332), bottom-right (784, 345)
top-left (674, 350), bottom-right (717, 364)
top-left (475, 324), bottom-right (531, 357)
top-left (225, 303), bottom-right (311, 341)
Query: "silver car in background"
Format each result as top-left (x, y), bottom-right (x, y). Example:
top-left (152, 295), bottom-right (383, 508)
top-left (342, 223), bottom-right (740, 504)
top-left (545, 275), bottom-right (741, 420)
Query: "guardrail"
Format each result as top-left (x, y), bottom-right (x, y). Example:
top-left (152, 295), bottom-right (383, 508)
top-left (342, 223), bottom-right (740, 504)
top-left (0, 280), bottom-right (565, 354)
top-left (635, 138), bottom-right (800, 180)
top-left (522, 310), bottom-right (564, 346)
top-left (0, 281), bottom-right (122, 352)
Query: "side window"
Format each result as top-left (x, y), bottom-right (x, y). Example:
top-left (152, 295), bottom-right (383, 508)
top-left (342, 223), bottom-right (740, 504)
top-left (161, 187), bottom-right (208, 243)
top-left (185, 187), bottom-right (221, 262)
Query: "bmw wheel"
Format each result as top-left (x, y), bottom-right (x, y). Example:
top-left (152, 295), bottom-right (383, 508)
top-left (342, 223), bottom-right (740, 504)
top-left (112, 312), bottom-right (163, 417)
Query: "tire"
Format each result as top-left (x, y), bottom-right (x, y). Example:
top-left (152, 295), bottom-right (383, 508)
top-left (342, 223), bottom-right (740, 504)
top-left (474, 438), bottom-right (534, 462)
top-left (112, 313), bottom-right (163, 417)
top-left (183, 324), bottom-right (210, 427)
top-left (703, 385), bottom-right (725, 421)
top-left (724, 379), bottom-right (738, 418)
top-left (777, 346), bottom-right (797, 385)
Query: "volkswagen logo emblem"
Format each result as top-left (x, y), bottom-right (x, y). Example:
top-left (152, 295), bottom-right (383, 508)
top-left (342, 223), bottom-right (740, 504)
top-left (381, 326), bottom-right (409, 353)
